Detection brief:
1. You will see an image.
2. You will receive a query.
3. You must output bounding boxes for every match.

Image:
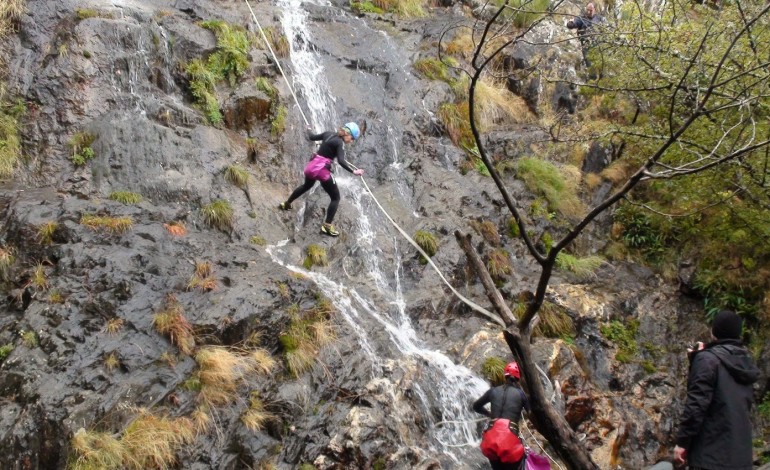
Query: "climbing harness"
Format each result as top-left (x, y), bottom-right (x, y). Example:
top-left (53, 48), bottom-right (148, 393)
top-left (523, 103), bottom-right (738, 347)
top-left (243, 0), bottom-right (505, 327)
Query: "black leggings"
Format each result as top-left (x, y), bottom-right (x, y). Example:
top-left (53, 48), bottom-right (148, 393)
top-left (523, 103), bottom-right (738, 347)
top-left (285, 176), bottom-right (341, 224)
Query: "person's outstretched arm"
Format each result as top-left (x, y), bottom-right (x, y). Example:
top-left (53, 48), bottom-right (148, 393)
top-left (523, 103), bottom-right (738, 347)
top-left (472, 389), bottom-right (492, 417)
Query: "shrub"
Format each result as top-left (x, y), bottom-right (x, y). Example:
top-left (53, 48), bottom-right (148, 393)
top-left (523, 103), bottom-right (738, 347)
top-left (68, 132), bottom-right (97, 166)
top-left (201, 200), bottom-right (233, 231)
top-left (153, 294), bottom-right (195, 355)
top-left (303, 245), bottom-right (328, 269)
top-left (80, 215), bottom-right (133, 234)
top-left (224, 165), bottom-right (249, 189)
top-left (555, 253), bottom-right (605, 281)
top-left (481, 357), bottom-right (507, 385)
top-left (37, 221), bottom-right (58, 245)
top-left (108, 191), bottom-right (142, 204)
top-left (414, 230), bottom-right (438, 258)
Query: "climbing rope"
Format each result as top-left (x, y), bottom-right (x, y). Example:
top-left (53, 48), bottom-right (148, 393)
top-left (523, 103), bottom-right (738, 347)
top-left (243, 0), bottom-right (504, 328)
top-left (244, 0), bottom-right (310, 127)
top-left (522, 419), bottom-right (566, 470)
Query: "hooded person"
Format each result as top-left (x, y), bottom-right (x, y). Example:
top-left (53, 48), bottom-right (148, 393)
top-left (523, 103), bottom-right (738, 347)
top-left (674, 310), bottom-right (760, 470)
top-left (472, 361), bottom-right (530, 470)
top-left (278, 122), bottom-right (363, 237)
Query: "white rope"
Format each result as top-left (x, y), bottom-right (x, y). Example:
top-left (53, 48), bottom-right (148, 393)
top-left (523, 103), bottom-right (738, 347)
top-left (244, 0), bottom-right (310, 127)
top-left (522, 419), bottom-right (566, 470)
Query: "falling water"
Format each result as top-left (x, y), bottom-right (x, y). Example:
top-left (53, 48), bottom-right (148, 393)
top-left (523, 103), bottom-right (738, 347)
top-left (272, 0), bottom-right (491, 465)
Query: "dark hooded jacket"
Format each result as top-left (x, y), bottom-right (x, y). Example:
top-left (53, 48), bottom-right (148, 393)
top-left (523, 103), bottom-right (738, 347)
top-left (675, 339), bottom-right (759, 470)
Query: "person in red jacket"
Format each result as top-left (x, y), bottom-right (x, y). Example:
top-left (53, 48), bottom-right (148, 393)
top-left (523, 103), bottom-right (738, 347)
top-left (472, 361), bottom-right (530, 470)
top-left (674, 310), bottom-right (759, 470)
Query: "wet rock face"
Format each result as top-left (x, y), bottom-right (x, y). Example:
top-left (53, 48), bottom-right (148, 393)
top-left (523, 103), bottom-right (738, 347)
top-left (2, 1), bottom-right (767, 470)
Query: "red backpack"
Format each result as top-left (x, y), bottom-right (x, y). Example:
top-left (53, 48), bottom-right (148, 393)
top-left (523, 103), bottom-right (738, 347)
top-left (480, 418), bottom-right (525, 463)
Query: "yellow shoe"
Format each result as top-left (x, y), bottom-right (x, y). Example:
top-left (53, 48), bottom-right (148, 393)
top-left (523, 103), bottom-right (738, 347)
top-left (320, 223), bottom-right (339, 237)
top-left (278, 202), bottom-right (291, 211)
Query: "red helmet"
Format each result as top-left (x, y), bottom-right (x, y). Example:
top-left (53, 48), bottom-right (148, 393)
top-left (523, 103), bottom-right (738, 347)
top-left (503, 361), bottom-right (521, 379)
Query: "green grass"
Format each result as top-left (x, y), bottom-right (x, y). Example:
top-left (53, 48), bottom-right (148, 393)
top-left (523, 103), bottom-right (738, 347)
top-left (223, 165), bottom-right (249, 189)
top-left (37, 221), bottom-right (58, 245)
top-left (601, 319), bottom-right (639, 363)
top-left (351, 1), bottom-right (385, 13)
top-left (438, 102), bottom-right (474, 152)
top-left (271, 105), bottom-right (287, 136)
top-left (516, 157), bottom-right (583, 217)
top-left (21, 330), bottom-right (37, 348)
top-left (255, 77), bottom-right (277, 99)
top-left (68, 132), bottom-right (97, 166)
top-left (303, 245), bottom-right (328, 269)
top-left (0, 343), bottom-right (13, 361)
top-left (200, 20), bottom-right (250, 87)
top-left (201, 200), bottom-right (234, 232)
top-left (533, 302), bottom-right (575, 338)
top-left (481, 357), bottom-right (506, 385)
top-left (414, 230), bottom-right (438, 257)
top-left (75, 9), bottom-right (100, 20)
top-left (555, 253), bottom-right (604, 281)
top-left (108, 191), bottom-right (142, 205)
top-left (413, 58), bottom-right (452, 82)
top-left (186, 59), bottom-right (221, 125)
top-left (279, 303), bottom-right (335, 377)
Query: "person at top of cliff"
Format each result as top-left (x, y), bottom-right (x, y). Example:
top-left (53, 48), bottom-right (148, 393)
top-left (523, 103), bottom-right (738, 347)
top-left (674, 310), bottom-right (759, 470)
top-left (566, 2), bottom-right (606, 68)
top-left (472, 361), bottom-right (530, 470)
top-left (278, 122), bottom-right (364, 237)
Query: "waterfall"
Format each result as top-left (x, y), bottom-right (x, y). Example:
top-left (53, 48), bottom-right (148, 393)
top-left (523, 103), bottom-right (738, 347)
top-left (271, 0), bottom-right (491, 465)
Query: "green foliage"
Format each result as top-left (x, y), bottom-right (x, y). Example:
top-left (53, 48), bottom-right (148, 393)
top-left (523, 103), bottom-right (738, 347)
top-left (200, 20), bottom-right (250, 87)
top-left (481, 357), bottom-right (506, 385)
top-left (0, 91), bottom-right (24, 179)
top-left (223, 165), bottom-right (249, 189)
top-left (600, 319), bottom-right (639, 363)
top-left (495, 0), bottom-right (550, 28)
top-left (186, 58), bottom-right (222, 125)
top-left (516, 157), bottom-right (582, 217)
top-left (641, 360), bottom-right (657, 374)
top-left (555, 253), bottom-right (604, 281)
top-left (254, 77), bottom-right (277, 99)
top-left (758, 394), bottom-right (770, 419)
top-left (413, 58), bottom-right (452, 82)
top-left (303, 244), bottom-right (328, 269)
top-left (414, 230), bottom-right (438, 263)
top-left (271, 106), bottom-right (287, 136)
top-left (108, 191), bottom-right (142, 205)
top-left (474, 158), bottom-right (490, 177)
top-left (351, 1), bottom-right (385, 14)
top-left (692, 269), bottom-right (761, 322)
top-left (201, 200), bottom-right (234, 232)
top-left (68, 132), bottom-right (96, 166)
top-left (507, 217), bottom-right (521, 238)
top-left (0, 343), bottom-right (13, 361)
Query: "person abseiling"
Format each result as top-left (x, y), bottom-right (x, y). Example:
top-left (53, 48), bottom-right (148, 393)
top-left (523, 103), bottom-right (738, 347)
top-left (472, 361), bottom-right (530, 470)
top-left (278, 122), bottom-right (364, 237)
top-left (566, 2), bottom-right (605, 68)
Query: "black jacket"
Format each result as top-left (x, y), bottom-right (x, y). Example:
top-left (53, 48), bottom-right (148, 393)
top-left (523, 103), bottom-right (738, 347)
top-left (675, 339), bottom-right (759, 470)
top-left (308, 131), bottom-right (355, 174)
top-left (472, 383), bottom-right (529, 422)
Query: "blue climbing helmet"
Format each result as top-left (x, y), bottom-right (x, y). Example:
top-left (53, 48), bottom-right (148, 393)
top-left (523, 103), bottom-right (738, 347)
top-left (343, 122), bottom-right (360, 140)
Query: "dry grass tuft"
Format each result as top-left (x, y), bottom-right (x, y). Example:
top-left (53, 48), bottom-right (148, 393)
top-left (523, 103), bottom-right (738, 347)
top-left (533, 301), bottom-right (576, 338)
top-left (120, 410), bottom-right (195, 469)
top-left (303, 244), bottom-right (327, 269)
top-left (414, 230), bottom-right (438, 258)
top-left (104, 352), bottom-right (120, 371)
top-left (0, 245), bottom-right (14, 281)
top-left (70, 428), bottom-right (125, 470)
top-left (242, 393), bottom-right (272, 431)
top-left (487, 249), bottom-right (512, 281)
top-left (188, 261), bottom-right (218, 291)
top-left (250, 348), bottom-right (277, 375)
top-left (195, 346), bottom-right (249, 406)
top-left (108, 191), bottom-right (142, 205)
top-left (223, 165), bottom-right (249, 189)
top-left (470, 220), bottom-right (501, 246)
top-left (104, 317), bottom-right (124, 335)
top-left (201, 200), bottom-right (233, 232)
top-left (555, 252), bottom-right (605, 281)
top-left (601, 160), bottom-right (635, 184)
top-left (163, 221), bottom-right (187, 237)
top-left (153, 294), bottom-right (195, 355)
top-left (37, 221), bottom-right (58, 245)
top-left (279, 303), bottom-right (336, 378)
top-left (475, 78), bottom-right (534, 129)
top-left (444, 31), bottom-right (475, 59)
top-left (191, 406), bottom-right (211, 434)
top-left (80, 215), bottom-right (133, 234)
top-left (584, 172), bottom-right (603, 190)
